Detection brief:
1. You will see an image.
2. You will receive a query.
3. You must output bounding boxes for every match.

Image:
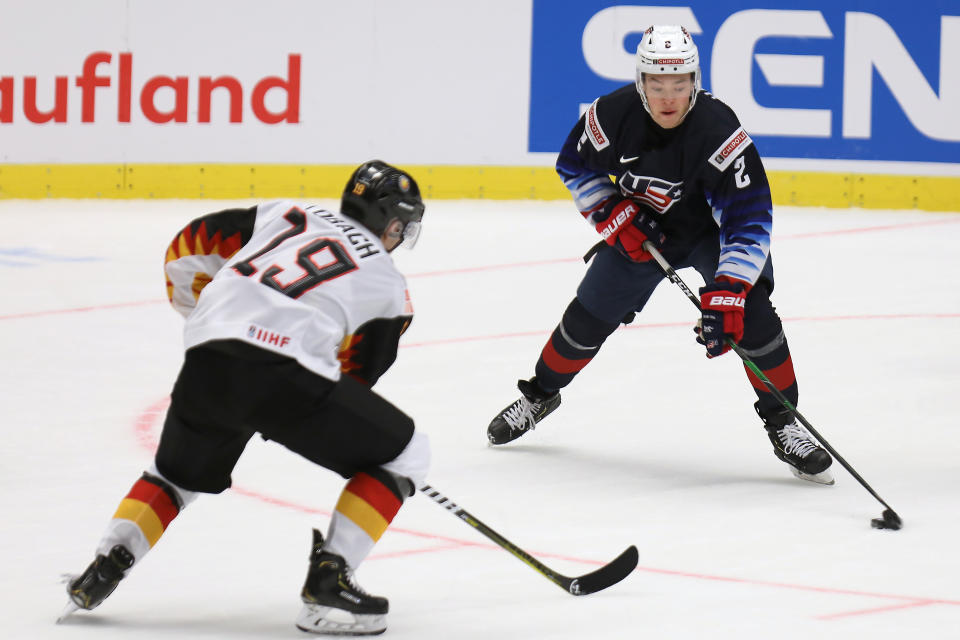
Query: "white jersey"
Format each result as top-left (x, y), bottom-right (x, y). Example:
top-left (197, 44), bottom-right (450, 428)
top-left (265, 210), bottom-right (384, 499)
top-left (164, 200), bottom-right (412, 383)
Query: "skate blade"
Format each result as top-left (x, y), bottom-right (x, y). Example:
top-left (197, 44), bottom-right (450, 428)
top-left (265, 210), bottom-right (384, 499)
top-left (57, 601), bottom-right (80, 624)
top-left (296, 603), bottom-right (386, 636)
top-left (789, 466), bottom-right (835, 485)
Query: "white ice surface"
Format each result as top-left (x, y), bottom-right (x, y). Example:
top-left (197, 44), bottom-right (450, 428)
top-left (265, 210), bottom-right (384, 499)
top-left (1, 199), bottom-right (958, 639)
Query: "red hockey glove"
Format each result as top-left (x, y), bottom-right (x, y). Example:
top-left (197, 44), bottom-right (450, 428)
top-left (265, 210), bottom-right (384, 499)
top-left (696, 279), bottom-right (748, 358)
top-left (594, 199), bottom-right (665, 262)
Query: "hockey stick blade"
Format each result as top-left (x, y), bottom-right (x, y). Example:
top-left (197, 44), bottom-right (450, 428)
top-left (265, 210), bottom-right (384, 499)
top-left (420, 485), bottom-right (638, 596)
top-left (561, 544), bottom-right (639, 595)
top-left (641, 242), bottom-right (903, 527)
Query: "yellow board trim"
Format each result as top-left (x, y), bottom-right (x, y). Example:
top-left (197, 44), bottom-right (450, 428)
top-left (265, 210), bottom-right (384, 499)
top-left (0, 163), bottom-right (958, 211)
top-left (113, 498), bottom-right (165, 547)
top-left (765, 172), bottom-right (960, 211)
top-left (335, 490), bottom-right (389, 542)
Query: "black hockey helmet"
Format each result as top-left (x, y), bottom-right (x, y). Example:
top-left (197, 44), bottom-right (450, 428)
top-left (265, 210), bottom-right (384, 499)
top-left (341, 160), bottom-right (425, 249)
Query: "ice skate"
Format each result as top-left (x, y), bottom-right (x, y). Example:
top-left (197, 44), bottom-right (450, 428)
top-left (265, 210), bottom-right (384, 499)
top-left (758, 404), bottom-right (834, 485)
top-left (487, 377), bottom-right (561, 445)
top-left (296, 529), bottom-right (388, 636)
top-left (61, 544), bottom-right (135, 619)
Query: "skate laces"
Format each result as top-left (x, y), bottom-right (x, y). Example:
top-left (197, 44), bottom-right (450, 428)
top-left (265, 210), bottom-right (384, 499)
top-left (502, 397), bottom-right (538, 432)
top-left (342, 568), bottom-right (373, 597)
top-left (777, 422), bottom-right (819, 458)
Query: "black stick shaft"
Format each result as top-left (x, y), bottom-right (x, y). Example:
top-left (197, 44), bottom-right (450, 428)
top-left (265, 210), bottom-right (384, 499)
top-left (419, 485), bottom-right (568, 588)
top-left (643, 242), bottom-right (900, 519)
top-left (418, 485), bottom-right (638, 595)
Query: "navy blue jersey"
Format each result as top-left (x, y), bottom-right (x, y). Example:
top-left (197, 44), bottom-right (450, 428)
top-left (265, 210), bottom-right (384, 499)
top-left (557, 85), bottom-right (772, 286)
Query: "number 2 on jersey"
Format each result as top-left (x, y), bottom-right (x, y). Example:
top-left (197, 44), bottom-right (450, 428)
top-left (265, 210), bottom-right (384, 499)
top-left (232, 207), bottom-right (358, 299)
top-left (734, 156), bottom-right (751, 189)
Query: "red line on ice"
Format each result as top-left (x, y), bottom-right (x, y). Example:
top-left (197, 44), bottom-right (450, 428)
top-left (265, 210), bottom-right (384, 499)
top-left (4, 216), bottom-right (958, 322)
top-left (132, 396), bottom-right (960, 620)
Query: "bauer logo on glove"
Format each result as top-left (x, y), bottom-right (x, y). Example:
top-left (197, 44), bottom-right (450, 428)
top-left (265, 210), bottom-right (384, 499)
top-left (598, 202), bottom-right (638, 241)
top-left (696, 280), bottom-right (748, 358)
top-left (594, 198), bottom-right (665, 263)
top-left (706, 294), bottom-right (745, 308)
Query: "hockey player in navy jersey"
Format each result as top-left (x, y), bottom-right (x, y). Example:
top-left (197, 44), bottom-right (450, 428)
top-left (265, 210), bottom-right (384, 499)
top-left (487, 25), bottom-right (833, 485)
top-left (61, 161), bottom-right (429, 636)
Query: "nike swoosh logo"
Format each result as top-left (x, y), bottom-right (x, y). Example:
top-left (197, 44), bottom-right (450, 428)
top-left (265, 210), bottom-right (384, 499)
top-left (619, 155), bottom-right (639, 163)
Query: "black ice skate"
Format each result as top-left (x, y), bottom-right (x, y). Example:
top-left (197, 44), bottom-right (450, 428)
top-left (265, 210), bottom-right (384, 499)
top-left (60, 544), bottom-right (135, 620)
top-left (296, 529), bottom-right (388, 636)
top-left (487, 377), bottom-right (561, 445)
top-left (758, 404), bottom-right (834, 485)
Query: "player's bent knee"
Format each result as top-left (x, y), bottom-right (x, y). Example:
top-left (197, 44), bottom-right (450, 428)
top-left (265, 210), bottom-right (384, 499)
top-left (381, 431), bottom-right (430, 493)
top-left (153, 453), bottom-right (232, 495)
top-left (740, 282), bottom-right (783, 345)
top-left (147, 462), bottom-right (200, 508)
top-left (564, 297), bottom-right (621, 344)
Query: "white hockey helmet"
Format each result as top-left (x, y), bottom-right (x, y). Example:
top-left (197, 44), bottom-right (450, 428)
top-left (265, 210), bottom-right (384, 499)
top-left (635, 25), bottom-right (701, 119)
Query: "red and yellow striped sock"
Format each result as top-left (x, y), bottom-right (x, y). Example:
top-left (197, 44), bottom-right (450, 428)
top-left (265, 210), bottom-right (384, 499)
top-left (111, 473), bottom-right (182, 548)
top-left (326, 469), bottom-right (405, 568)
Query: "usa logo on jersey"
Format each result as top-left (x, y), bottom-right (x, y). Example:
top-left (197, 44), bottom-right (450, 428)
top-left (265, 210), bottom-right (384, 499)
top-left (617, 172), bottom-right (683, 215)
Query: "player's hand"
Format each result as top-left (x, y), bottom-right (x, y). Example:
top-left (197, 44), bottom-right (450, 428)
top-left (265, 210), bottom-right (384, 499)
top-left (594, 199), bottom-right (665, 262)
top-left (696, 279), bottom-right (748, 358)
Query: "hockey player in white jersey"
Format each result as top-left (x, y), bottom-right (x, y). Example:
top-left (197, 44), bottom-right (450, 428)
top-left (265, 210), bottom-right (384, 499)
top-left (61, 160), bottom-right (430, 636)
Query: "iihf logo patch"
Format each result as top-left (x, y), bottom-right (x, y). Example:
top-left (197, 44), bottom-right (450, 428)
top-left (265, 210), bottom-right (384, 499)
top-left (247, 324), bottom-right (292, 348)
top-left (617, 172), bottom-right (683, 215)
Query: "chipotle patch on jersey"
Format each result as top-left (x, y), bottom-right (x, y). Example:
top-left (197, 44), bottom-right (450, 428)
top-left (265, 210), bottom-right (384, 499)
top-left (708, 127), bottom-right (753, 172)
top-left (584, 99), bottom-right (610, 151)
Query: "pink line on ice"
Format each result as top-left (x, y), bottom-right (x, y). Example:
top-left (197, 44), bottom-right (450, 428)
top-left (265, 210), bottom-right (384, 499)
top-left (132, 395), bottom-right (960, 621)
top-left (4, 216), bottom-right (958, 322)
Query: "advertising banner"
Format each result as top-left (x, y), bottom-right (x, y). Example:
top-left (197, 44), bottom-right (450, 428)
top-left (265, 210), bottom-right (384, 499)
top-left (0, 0), bottom-right (958, 205)
top-left (530, 1), bottom-right (960, 164)
top-left (0, 0), bottom-right (531, 165)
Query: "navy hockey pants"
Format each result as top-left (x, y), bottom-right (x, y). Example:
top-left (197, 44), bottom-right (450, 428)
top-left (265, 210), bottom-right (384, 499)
top-left (576, 235), bottom-right (774, 323)
top-left (534, 235), bottom-right (797, 415)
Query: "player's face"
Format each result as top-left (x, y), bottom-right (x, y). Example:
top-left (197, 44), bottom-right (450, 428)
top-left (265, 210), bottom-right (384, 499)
top-left (643, 74), bottom-right (693, 129)
top-left (381, 219), bottom-right (405, 252)
top-left (381, 217), bottom-right (422, 252)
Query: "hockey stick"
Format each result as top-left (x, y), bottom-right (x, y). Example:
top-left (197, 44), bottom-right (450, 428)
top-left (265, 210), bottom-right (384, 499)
top-left (641, 242), bottom-right (903, 530)
top-left (419, 485), bottom-right (638, 595)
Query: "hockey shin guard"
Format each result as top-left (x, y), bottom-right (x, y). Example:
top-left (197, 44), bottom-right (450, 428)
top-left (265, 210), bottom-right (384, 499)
top-left (325, 468), bottom-right (407, 569)
top-left (535, 298), bottom-right (620, 392)
top-left (96, 470), bottom-right (194, 565)
top-left (740, 330), bottom-right (799, 414)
